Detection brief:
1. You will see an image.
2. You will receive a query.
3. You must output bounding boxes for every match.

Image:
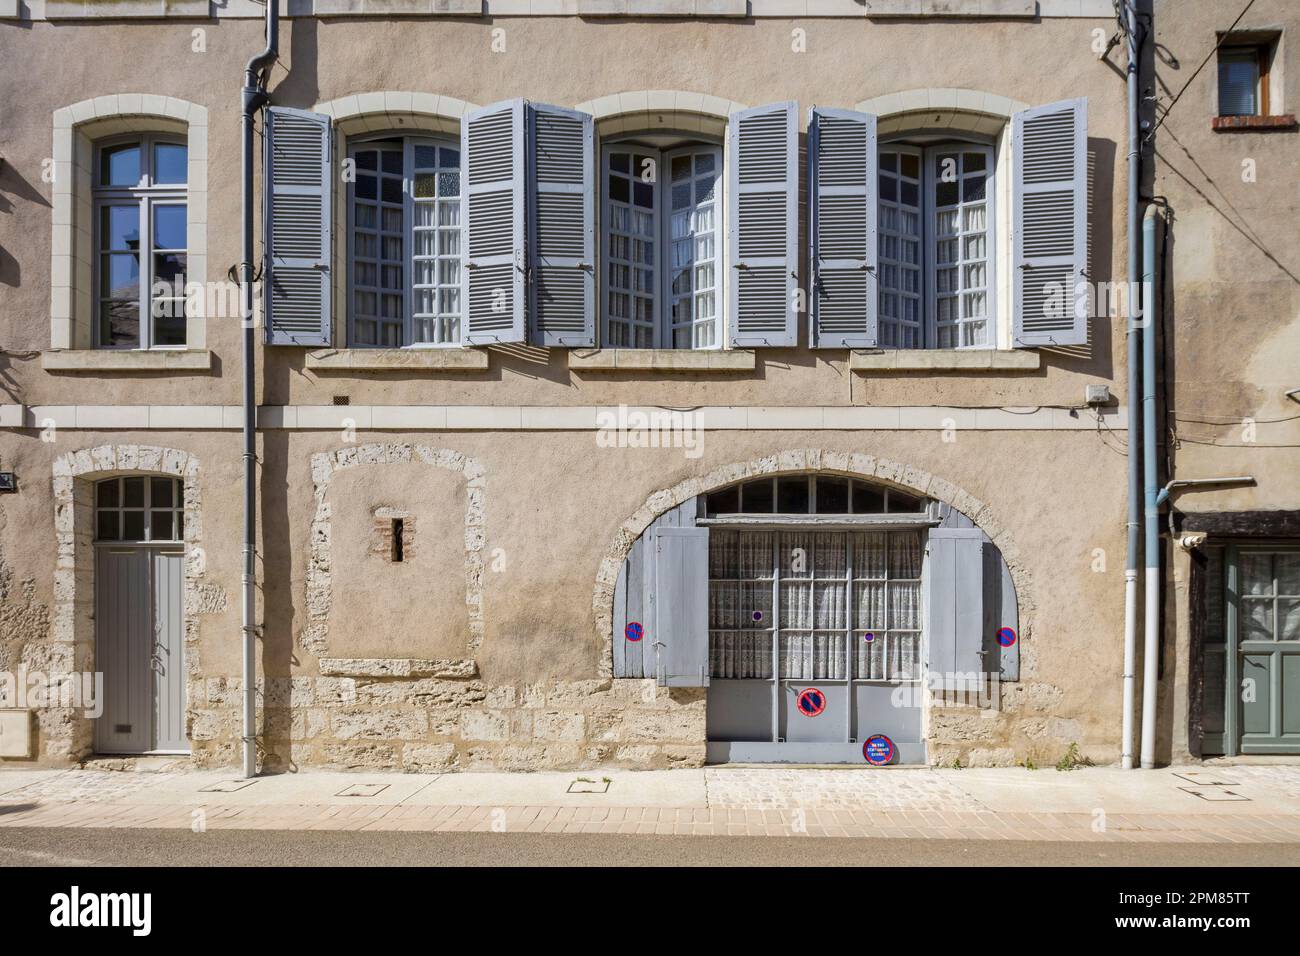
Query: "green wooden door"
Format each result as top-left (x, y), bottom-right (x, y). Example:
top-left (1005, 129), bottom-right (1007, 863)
top-left (1226, 546), bottom-right (1300, 755)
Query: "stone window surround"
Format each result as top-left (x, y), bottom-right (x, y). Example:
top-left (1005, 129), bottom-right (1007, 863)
top-left (592, 448), bottom-right (1027, 680)
top-left (47, 95), bottom-right (210, 367)
top-left (305, 443), bottom-right (487, 662)
top-left (49, 444), bottom-right (205, 762)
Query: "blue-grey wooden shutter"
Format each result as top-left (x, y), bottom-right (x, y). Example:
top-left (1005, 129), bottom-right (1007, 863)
top-left (528, 103), bottom-right (594, 347)
top-left (1012, 98), bottom-right (1088, 347)
top-left (264, 106), bottom-right (332, 346)
top-left (926, 527), bottom-right (992, 690)
top-left (462, 99), bottom-right (526, 344)
top-left (727, 101), bottom-right (798, 347)
top-left (649, 525), bottom-right (710, 687)
top-left (809, 107), bottom-right (877, 348)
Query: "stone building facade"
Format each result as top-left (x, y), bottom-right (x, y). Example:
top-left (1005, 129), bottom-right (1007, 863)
top-left (0, 1), bottom-right (1294, 772)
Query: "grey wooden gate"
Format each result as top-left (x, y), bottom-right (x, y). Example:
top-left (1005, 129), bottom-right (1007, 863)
top-left (95, 546), bottom-right (188, 754)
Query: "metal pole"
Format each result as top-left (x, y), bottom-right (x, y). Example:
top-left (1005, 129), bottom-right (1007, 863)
top-left (240, 1), bottom-right (278, 780)
top-left (1120, 0), bottom-right (1142, 770)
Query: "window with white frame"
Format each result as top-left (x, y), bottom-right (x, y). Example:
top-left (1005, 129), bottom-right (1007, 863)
top-left (94, 476), bottom-right (185, 542)
top-left (93, 136), bottom-right (189, 349)
top-left (602, 141), bottom-right (722, 349)
top-left (347, 137), bottom-right (462, 347)
top-left (878, 141), bottom-right (995, 349)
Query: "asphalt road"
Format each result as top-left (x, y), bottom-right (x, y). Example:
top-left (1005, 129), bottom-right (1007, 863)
top-left (0, 827), bottom-right (1297, 867)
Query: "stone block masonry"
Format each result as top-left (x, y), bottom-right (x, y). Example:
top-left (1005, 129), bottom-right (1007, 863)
top-left (193, 675), bottom-right (706, 772)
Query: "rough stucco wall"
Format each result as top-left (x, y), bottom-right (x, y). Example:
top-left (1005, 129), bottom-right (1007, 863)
top-left (1150, 0), bottom-right (1300, 763)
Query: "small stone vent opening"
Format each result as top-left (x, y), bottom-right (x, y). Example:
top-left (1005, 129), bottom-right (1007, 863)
top-left (371, 507), bottom-right (415, 564)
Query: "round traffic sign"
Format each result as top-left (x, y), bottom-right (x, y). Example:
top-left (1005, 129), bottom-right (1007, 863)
top-left (996, 626), bottom-right (1017, 648)
top-left (796, 688), bottom-right (827, 717)
top-left (863, 734), bottom-right (896, 766)
top-left (625, 621), bottom-right (644, 642)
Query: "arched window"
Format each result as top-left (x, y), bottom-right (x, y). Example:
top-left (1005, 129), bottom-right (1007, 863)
top-left (347, 135), bottom-right (462, 347)
top-left (95, 476), bottom-right (184, 542)
top-left (705, 474), bottom-right (926, 517)
top-left (94, 134), bottom-right (189, 349)
top-left (602, 135), bottom-right (722, 349)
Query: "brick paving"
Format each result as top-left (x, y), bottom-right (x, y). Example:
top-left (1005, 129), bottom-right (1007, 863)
top-left (0, 767), bottom-right (1297, 843)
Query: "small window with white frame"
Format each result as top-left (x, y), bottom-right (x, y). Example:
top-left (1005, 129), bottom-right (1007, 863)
top-left (347, 135), bottom-right (462, 347)
top-left (878, 139), bottom-right (996, 349)
top-left (93, 135), bottom-right (189, 349)
top-left (602, 137), bottom-right (723, 349)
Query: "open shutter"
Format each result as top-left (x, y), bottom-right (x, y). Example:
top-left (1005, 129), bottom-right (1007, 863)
top-left (649, 525), bottom-right (710, 687)
top-left (264, 107), bottom-right (332, 346)
top-left (809, 107), bottom-right (877, 348)
top-left (926, 527), bottom-right (994, 690)
top-left (462, 99), bottom-right (526, 344)
top-left (727, 101), bottom-right (798, 347)
top-left (1012, 97), bottom-right (1088, 347)
top-left (528, 103), bottom-right (594, 347)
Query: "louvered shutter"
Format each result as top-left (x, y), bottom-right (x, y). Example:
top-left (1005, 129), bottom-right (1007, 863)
top-left (727, 101), bottom-right (798, 347)
top-left (809, 107), bottom-right (877, 348)
top-left (264, 107), bottom-right (332, 346)
top-left (1012, 98), bottom-right (1088, 347)
top-left (528, 103), bottom-right (595, 346)
top-left (462, 99), bottom-right (526, 344)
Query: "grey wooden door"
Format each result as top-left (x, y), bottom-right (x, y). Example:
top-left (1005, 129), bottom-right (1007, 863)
top-left (95, 546), bottom-right (188, 754)
top-left (1226, 546), bottom-right (1300, 755)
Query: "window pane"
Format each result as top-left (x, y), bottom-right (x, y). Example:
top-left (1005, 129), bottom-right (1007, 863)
top-left (100, 300), bottom-right (140, 347)
top-left (150, 477), bottom-right (174, 507)
top-left (123, 477), bottom-right (145, 507)
top-left (96, 511), bottom-right (119, 541)
top-left (152, 204), bottom-right (187, 250)
top-left (150, 511), bottom-right (174, 541)
top-left (815, 477), bottom-right (849, 514)
top-left (153, 143), bottom-right (188, 184)
top-left (707, 484), bottom-right (740, 515)
top-left (123, 511), bottom-right (146, 541)
top-left (101, 143), bottom-right (141, 186)
top-left (1218, 53), bottom-right (1259, 116)
top-left (97, 480), bottom-right (120, 508)
top-left (741, 479), bottom-right (774, 514)
top-left (103, 253), bottom-right (141, 298)
top-left (102, 205), bottom-right (141, 251)
top-left (852, 481), bottom-right (885, 514)
top-left (777, 477), bottom-right (810, 514)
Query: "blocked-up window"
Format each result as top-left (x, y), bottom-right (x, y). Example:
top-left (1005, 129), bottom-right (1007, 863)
top-left (348, 137), bottom-right (462, 347)
top-left (93, 137), bottom-right (189, 349)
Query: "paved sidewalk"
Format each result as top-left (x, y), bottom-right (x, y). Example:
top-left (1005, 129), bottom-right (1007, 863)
top-left (0, 764), bottom-right (1298, 842)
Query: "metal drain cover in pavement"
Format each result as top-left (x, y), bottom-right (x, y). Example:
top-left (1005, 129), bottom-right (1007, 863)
top-left (335, 783), bottom-right (389, 797)
top-left (567, 779), bottom-right (610, 794)
top-left (1177, 786), bottom-right (1250, 802)
top-left (199, 780), bottom-right (258, 793)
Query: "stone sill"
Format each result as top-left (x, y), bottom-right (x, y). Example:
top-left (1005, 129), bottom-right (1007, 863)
top-left (318, 658), bottom-right (478, 678)
top-left (850, 349), bottom-right (1040, 372)
top-left (305, 348), bottom-right (489, 371)
top-left (568, 348), bottom-right (756, 371)
top-left (42, 349), bottom-right (213, 371)
top-left (1211, 114), bottom-right (1298, 133)
top-left (576, 0), bottom-right (746, 15)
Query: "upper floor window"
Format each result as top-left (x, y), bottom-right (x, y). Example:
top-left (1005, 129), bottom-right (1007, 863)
top-left (94, 136), bottom-right (188, 349)
top-left (602, 140), bottom-right (722, 349)
top-left (1217, 39), bottom-right (1275, 117)
top-left (347, 136), bottom-right (462, 347)
top-left (878, 142), bottom-right (994, 349)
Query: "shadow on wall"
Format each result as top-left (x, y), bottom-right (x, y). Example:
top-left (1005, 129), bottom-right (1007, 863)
top-left (258, 429), bottom-right (299, 773)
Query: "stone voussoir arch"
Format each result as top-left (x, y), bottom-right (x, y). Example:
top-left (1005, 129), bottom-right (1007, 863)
top-left (305, 442), bottom-right (486, 659)
top-left (592, 449), bottom-right (1028, 679)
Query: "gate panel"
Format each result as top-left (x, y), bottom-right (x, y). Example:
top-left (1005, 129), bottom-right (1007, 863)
top-left (152, 550), bottom-right (188, 753)
top-left (95, 548), bottom-right (152, 755)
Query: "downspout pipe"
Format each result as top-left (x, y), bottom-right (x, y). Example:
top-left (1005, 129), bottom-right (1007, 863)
top-left (1139, 204), bottom-right (1160, 769)
top-left (1120, 0), bottom-right (1142, 770)
top-left (240, 1), bottom-right (279, 779)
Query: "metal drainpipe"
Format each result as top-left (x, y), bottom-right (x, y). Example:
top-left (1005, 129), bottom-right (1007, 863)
top-left (240, 1), bottom-right (279, 779)
top-left (1139, 204), bottom-right (1160, 769)
top-left (1120, 0), bottom-right (1142, 770)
